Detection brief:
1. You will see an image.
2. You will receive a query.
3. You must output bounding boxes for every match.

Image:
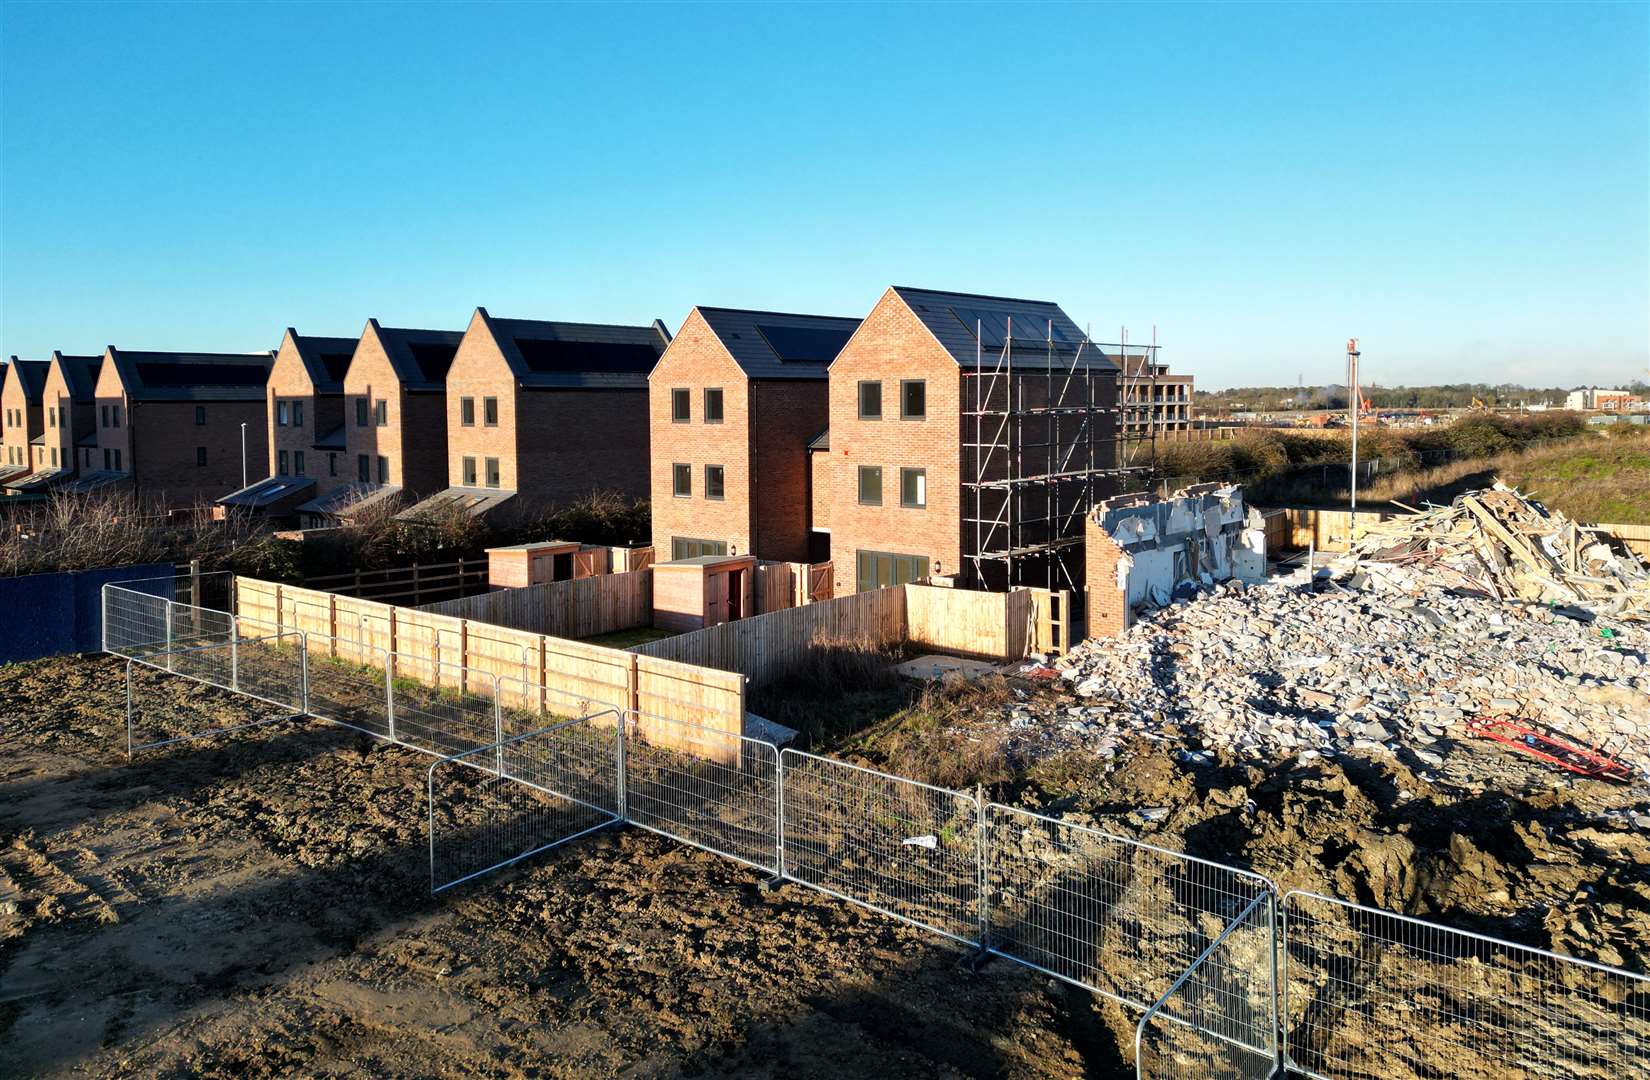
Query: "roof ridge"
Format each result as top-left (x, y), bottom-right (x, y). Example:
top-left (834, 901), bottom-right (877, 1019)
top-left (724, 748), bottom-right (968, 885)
top-left (695, 305), bottom-right (861, 322)
top-left (892, 285), bottom-right (1061, 307)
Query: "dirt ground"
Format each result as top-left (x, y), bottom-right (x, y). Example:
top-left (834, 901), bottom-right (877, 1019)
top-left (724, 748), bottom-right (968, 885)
top-left (3, 654), bottom-right (1647, 1078)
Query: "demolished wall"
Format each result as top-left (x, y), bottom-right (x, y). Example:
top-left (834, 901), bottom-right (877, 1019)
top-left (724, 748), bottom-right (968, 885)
top-left (1085, 483), bottom-right (1266, 638)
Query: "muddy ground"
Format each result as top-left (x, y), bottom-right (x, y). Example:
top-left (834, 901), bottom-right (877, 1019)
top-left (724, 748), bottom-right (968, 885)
top-left (3, 654), bottom-right (1648, 1078)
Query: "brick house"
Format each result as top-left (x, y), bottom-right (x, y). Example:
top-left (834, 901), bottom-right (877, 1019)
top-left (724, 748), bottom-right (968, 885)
top-left (297, 320), bottom-right (462, 524)
top-left (218, 328), bottom-right (358, 519)
top-left (4, 352), bottom-right (103, 494)
top-left (401, 308), bottom-right (668, 524)
top-left (0, 357), bottom-right (49, 487)
top-left (649, 307), bottom-right (858, 563)
top-left (93, 348), bottom-right (275, 508)
top-left (1120, 352), bottom-right (1194, 434)
top-left (825, 286), bottom-right (1122, 599)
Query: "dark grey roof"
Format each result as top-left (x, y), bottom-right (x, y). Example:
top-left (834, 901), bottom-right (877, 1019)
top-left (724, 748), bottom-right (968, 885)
top-left (60, 470), bottom-right (128, 494)
top-left (807, 427), bottom-right (829, 451)
top-left (105, 348), bottom-right (275, 402)
top-left (6, 467), bottom-right (70, 492)
top-left (692, 307), bottom-right (860, 380)
top-left (6, 358), bottom-right (50, 401)
top-left (314, 423), bottom-right (346, 450)
top-left (51, 352), bottom-right (103, 399)
top-left (396, 485), bottom-right (517, 520)
top-left (75, 431), bottom-right (98, 448)
top-left (217, 474), bottom-right (315, 508)
top-left (480, 309), bottom-right (669, 390)
top-left (888, 286), bottom-right (1119, 372)
top-left (370, 321), bottom-right (465, 390)
top-left (284, 329), bottom-right (359, 393)
top-left (294, 482), bottom-right (403, 517)
top-left (0, 463), bottom-right (27, 485)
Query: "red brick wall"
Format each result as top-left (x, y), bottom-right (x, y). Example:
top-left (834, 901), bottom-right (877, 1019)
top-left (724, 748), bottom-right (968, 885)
top-left (1083, 519), bottom-right (1130, 639)
top-left (749, 378), bottom-right (827, 564)
top-left (809, 448), bottom-right (832, 531)
top-left (1, 375), bottom-right (41, 472)
top-left (343, 327), bottom-right (447, 496)
top-left (268, 336), bottom-right (318, 488)
top-left (130, 400), bottom-right (270, 508)
top-left (92, 359), bottom-right (130, 479)
top-left (39, 361), bottom-right (87, 472)
top-left (445, 310), bottom-right (519, 490)
top-left (518, 388), bottom-right (648, 508)
top-left (648, 312), bottom-right (753, 557)
top-left (826, 289), bottom-right (962, 595)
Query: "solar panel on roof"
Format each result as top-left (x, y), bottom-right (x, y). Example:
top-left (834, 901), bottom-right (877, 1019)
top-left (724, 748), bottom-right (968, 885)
top-left (753, 324), bottom-right (855, 364)
top-left (513, 338), bottom-right (659, 375)
top-left (134, 362), bottom-right (267, 387)
top-left (406, 342), bottom-right (458, 382)
top-left (951, 306), bottom-right (1071, 349)
top-left (318, 352), bottom-right (352, 382)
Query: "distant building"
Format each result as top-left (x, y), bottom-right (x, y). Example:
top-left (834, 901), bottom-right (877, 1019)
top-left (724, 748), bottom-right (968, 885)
top-left (1119, 353), bottom-right (1193, 434)
top-left (1565, 388), bottom-right (1638, 411)
top-left (1, 357), bottom-right (49, 487)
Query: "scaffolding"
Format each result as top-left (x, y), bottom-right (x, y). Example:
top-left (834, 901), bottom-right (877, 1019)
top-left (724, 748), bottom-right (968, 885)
top-left (961, 318), bottom-right (1155, 595)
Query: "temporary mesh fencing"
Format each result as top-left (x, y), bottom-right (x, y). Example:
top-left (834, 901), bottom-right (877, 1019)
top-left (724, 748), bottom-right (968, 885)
top-left (103, 582), bottom-right (1648, 1079)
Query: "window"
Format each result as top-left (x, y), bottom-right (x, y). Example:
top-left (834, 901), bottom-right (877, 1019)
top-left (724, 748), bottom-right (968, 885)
top-left (112, 405), bottom-right (121, 428)
top-left (195, 447), bottom-right (207, 467)
top-left (377, 455), bottom-right (389, 483)
top-left (460, 397), bottom-right (475, 426)
top-left (901, 380), bottom-right (926, 420)
top-left (328, 453), bottom-right (337, 477)
top-left (293, 402), bottom-right (303, 427)
top-left (671, 388), bottom-right (690, 422)
top-left (48, 407), bottom-right (56, 428)
top-left (462, 456), bottom-right (477, 486)
top-left (483, 397), bottom-right (498, 426)
top-left (276, 402), bottom-right (288, 426)
top-left (900, 467), bottom-right (926, 508)
top-left (195, 406), bottom-right (206, 425)
top-left (485, 457), bottom-right (499, 488)
top-left (356, 398), bottom-right (369, 427)
top-left (278, 450), bottom-right (289, 475)
top-left (374, 400), bottom-right (387, 426)
top-left (858, 381), bottom-right (882, 420)
top-left (103, 448), bottom-right (111, 470)
top-left (672, 463), bottom-right (692, 497)
top-left (294, 451), bottom-right (305, 476)
top-left (357, 454), bottom-right (370, 482)
top-left (101, 405), bottom-right (109, 427)
top-left (50, 447), bottom-right (58, 467)
top-left (671, 537), bottom-right (728, 560)
top-left (705, 464), bottom-right (725, 500)
top-left (857, 465), bottom-right (882, 506)
top-left (855, 550), bottom-right (929, 592)
top-left (703, 388), bottom-right (724, 424)
top-left (113, 448), bottom-right (122, 471)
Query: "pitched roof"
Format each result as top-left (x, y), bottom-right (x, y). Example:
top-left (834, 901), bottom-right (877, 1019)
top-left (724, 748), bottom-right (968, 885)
top-left (104, 348), bottom-right (275, 402)
top-left (283, 329), bottom-right (359, 393)
top-left (50, 352), bottom-right (103, 399)
top-left (886, 286), bottom-right (1119, 372)
top-left (6, 358), bottom-right (51, 401)
top-left (396, 485), bottom-right (517, 521)
top-left (691, 307), bottom-right (861, 380)
top-left (479, 309), bottom-right (670, 390)
top-left (368, 321), bottom-right (465, 390)
top-left (217, 474), bottom-right (316, 509)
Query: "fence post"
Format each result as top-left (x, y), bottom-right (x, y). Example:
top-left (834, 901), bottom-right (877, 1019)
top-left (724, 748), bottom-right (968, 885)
top-left (1268, 890), bottom-right (1283, 1071)
top-left (615, 710), bottom-right (628, 823)
top-left (773, 748), bottom-right (785, 882)
top-left (188, 557), bottom-right (202, 609)
top-left (230, 615), bottom-right (240, 692)
top-left (100, 585), bottom-right (109, 653)
top-left (493, 675), bottom-right (505, 777)
top-left (125, 659), bottom-right (135, 759)
top-left (298, 633), bottom-right (310, 715)
top-left (975, 785), bottom-right (989, 955)
top-left (164, 601), bottom-right (175, 673)
top-left (385, 646), bottom-right (398, 744)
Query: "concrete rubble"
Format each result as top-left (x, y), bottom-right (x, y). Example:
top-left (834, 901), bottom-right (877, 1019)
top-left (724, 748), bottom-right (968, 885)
top-left (1011, 573), bottom-right (1648, 780)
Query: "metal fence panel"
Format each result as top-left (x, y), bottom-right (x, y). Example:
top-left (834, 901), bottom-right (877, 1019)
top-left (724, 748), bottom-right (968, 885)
top-left (1136, 894), bottom-right (1278, 1079)
top-left (1283, 890), bottom-right (1650, 1079)
top-left (102, 584), bottom-right (171, 658)
top-left (167, 599), bottom-right (236, 650)
top-left (428, 713), bottom-right (622, 892)
top-left (622, 711), bottom-right (780, 874)
top-left (779, 749), bottom-right (981, 945)
top-left (986, 804), bottom-right (1274, 1012)
top-left (387, 652), bottom-right (502, 758)
top-left (303, 637), bottom-right (394, 741)
top-left (125, 632), bottom-right (306, 754)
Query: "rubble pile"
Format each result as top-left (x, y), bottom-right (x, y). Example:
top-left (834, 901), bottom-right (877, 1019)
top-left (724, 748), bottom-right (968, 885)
top-left (1013, 578), bottom-right (1647, 779)
top-left (1334, 484), bottom-right (1650, 622)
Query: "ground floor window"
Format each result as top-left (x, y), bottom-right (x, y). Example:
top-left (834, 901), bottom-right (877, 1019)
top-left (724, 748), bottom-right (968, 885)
top-left (856, 549), bottom-right (929, 592)
top-left (672, 536), bottom-right (728, 560)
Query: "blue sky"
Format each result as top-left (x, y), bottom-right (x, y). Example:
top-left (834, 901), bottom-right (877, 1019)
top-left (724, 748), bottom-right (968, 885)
top-left (2, 1), bottom-right (1645, 390)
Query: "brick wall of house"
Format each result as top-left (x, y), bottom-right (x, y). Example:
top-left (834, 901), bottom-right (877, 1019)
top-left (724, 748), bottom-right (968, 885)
top-left (40, 361), bottom-right (85, 473)
top-left (92, 361), bottom-right (130, 479)
top-left (826, 289), bottom-right (962, 595)
top-left (809, 448), bottom-right (832, 532)
top-left (131, 400), bottom-right (269, 507)
top-left (341, 328), bottom-right (451, 495)
top-left (749, 378), bottom-right (827, 564)
top-left (267, 338), bottom-right (317, 487)
top-left (518, 388), bottom-right (648, 509)
top-left (648, 312), bottom-right (753, 558)
top-left (1083, 519), bottom-right (1130, 639)
top-left (400, 389), bottom-right (450, 498)
top-left (444, 311), bottom-right (519, 490)
top-left (1, 374), bottom-right (41, 472)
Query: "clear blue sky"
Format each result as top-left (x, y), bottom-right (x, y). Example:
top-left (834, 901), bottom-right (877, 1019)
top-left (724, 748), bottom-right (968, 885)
top-left (2, 1), bottom-right (1645, 390)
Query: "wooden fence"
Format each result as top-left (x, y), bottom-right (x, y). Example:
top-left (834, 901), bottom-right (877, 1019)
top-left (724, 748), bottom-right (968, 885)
top-left (417, 570), bottom-right (653, 638)
top-left (1260, 506), bottom-right (1650, 559)
top-left (300, 558), bottom-right (490, 606)
top-left (234, 577), bottom-right (746, 762)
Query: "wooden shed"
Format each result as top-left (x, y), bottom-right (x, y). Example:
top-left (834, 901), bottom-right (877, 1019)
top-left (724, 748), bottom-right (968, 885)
top-left (486, 540), bottom-right (586, 589)
top-left (653, 554), bottom-right (756, 633)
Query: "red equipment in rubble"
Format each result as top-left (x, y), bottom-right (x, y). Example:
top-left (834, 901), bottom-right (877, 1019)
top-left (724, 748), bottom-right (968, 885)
top-left (1466, 715), bottom-right (1632, 783)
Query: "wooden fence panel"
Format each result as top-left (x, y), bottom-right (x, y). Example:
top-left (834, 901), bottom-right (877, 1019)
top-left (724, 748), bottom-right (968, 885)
top-left (419, 570), bottom-right (652, 640)
top-left (541, 637), bottom-right (635, 718)
top-left (753, 562), bottom-right (797, 616)
top-left (233, 577), bottom-right (281, 637)
top-left (634, 655), bottom-right (745, 765)
top-left (1597, 522), bottom-right (1650, 559)
top-left (905, 584), bottom-right (1019, 659)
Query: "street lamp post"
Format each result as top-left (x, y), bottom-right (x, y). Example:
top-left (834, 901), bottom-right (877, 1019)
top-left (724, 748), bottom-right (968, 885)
top-left (240, 422), bottom-right (248, 489)
top-left (1347, 339), bottom-right (1360, 517)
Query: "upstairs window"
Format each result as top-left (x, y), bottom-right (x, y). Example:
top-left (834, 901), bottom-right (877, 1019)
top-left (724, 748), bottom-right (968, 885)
top-left (462, 456), bottom-right (477, 486)
top-left (705, 464), bottom-right (725, 500)
top-left (483, 397), bottom-right (498, 426)
top-left (278, 450), bottom-right (289, 475)
top-left (374, 400), bottom-right (387, 427)
top-left (195, 447), bottom-right (207, 466)
top-left (901, 380), bottom-right (926, 420)
top-left (377, 455), bottom-right (389, 483)
top-left (356, 398), bottom-right (370, 427)
top-left (485, 457), bottom-right (500, 488)
top-left (857, 465), bottom-right (882, 506)
top-left (460, 397), bottom-right (475, 426)
top-left (672, 463), bottom-right (691, 497)
top-left (276, 402), bottom-right (288, 426)
top-left (195, 406), bottom-right (207, 426)
top-left (671, 388), bottom-right (690, 422)
top-left (294, 450), bottom-right (305, 475)
top-left (858, 381), bottom-right (882, 420)
top-left (703, 388), bottom-right (724, 424)
top-left (900, 467), bottom-right (926, 508)
top-left (357, 454), bottom-right (370, 482)
top-left (293, 402), bottom-right (304, 427)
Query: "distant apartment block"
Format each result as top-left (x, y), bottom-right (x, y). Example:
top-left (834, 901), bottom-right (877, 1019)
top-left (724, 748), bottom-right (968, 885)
top-left (1120, 352), bottom-right (1193, 433)
top-left (1565, 388), bottom-right (1639, 412)
top-left (649, 307), bottom-right (856, 564)
top-left (218, 329), bottom-right (359, 520)
top-left (1, 357), bottom-right (49, 488)
top-left (93, 348), bottom-right (274, 507)
top-left (823, 286), bottom-right (1122, 599)
top-left (400, 308), bottom-right (668, 524)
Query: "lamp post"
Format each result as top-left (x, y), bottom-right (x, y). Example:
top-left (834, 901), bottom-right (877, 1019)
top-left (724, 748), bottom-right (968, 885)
top-left (240, 422), bottom-right (248, 489)
top-left (1346, 339), bottom-right (1360, 516)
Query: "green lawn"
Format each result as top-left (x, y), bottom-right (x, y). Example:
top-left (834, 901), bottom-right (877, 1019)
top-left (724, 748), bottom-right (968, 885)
top-left (580, 625), bottom-right (677, 650)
